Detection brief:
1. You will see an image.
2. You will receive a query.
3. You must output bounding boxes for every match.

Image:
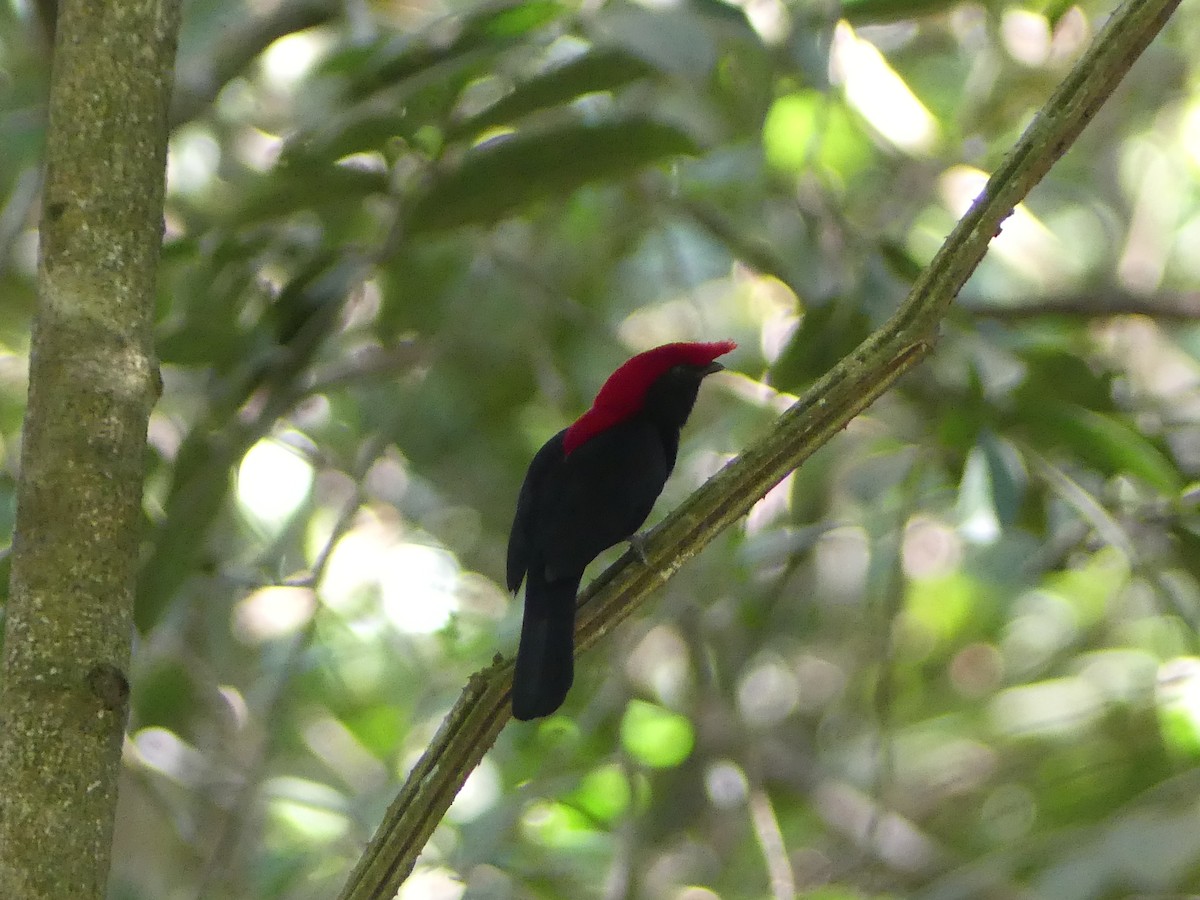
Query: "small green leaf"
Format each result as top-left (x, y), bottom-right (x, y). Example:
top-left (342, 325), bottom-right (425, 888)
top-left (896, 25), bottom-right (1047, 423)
top-left (1018, 349), bottom-right (1113, 410)
top-left (878, 239), bottom-right (924, 283)
top-left (265, 778), bottom-right (350, 844)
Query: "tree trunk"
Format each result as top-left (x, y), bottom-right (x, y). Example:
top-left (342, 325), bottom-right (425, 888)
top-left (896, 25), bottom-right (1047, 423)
top-left (0, 0), bottom-right (181, 895)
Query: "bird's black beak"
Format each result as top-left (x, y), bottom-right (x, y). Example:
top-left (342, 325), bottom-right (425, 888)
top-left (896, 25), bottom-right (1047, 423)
top-left (702, 361), bottom-right (725, 376)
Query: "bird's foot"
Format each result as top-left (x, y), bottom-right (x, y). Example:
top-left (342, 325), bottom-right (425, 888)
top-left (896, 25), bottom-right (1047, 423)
top-left (628, 532), bottom-right (651, 566)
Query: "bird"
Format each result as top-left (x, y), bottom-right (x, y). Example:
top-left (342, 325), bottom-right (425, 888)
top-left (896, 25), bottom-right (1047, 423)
top-left (506, 340), bottom-right (737, 720)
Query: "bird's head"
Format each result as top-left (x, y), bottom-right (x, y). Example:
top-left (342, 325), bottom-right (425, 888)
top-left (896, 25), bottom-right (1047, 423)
top-left (563, 340), bottom-right (737, 454)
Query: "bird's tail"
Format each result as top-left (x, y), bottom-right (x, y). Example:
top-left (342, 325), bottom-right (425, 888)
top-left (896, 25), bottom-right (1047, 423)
top-left (512, 571), bottom-right (580, 721)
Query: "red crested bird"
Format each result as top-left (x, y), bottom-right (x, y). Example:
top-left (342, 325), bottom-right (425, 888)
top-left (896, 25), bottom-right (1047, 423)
top-left (507, 340), bottom-right (737, 720)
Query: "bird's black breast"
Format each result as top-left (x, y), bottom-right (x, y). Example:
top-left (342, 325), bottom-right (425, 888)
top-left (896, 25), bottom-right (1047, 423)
top-left (539, 417), bottom-right (671, 578)
top-left (508, 416), bottom-right (675, 590)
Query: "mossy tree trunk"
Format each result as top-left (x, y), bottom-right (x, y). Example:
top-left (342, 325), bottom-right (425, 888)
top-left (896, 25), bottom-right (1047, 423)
top-left (0, 0), bottom-right (181, 895)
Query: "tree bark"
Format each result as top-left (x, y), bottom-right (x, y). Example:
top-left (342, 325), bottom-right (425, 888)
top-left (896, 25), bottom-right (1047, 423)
top-left (0, 0), bottom-right (180, 894)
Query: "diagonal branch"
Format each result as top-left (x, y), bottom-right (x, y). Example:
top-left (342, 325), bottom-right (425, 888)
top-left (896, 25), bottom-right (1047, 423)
top-left (335, 0), bottom-right (1182, 896)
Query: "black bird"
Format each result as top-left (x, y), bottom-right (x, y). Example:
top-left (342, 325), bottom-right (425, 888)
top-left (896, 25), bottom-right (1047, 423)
top-left (506, 340), bottom-right (736, 720)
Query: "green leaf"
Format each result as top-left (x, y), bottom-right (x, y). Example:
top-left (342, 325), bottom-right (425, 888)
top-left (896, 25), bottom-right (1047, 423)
top-left (343, 707), bottom-right (405, 759)
top-left (1157, 658), bottom-right (1200, 760)
top-left (232, 164), bottom-right (390, 224)
top-left (133, 660), bottom-right (197, 732)
top-left (594, 4), bottom-right (720, 78)
top-left (1018, 348), bottom-right (1113, 410)
top-left (837, 0), bottom-right (966, 24)
top-left (620, 700), bottom-right (694, 768)
top-left (905, 570), bottom-right (980, 646)
top-left (479, 0), bottom-right (562, 37)
top-left (763, 90), bottom-right (873, 179)
top-left (770, 300), bottom-right (872, 393)
top-left (449, 48), bottom-right (656, 141)
top-left (570, 763), bottom-right (632, 823)
top-left (1045, 546), bottom-right (1129, 625)
top-left (957, 432), bottom-right (1026, 541)
top-left (283, 111), bottom-right (414, 167)
top-left (270, 254), bottom-right (365, 348)
top-left (340, 0), bottom-right (564, 100)
top-left (1025, 401), bottom-right (1181, 494)
top-left (408, 118), bottom-right (699, 232)
top-left (879, 238), bottom-right (925, 283)
top-left (265, 778), bottom-right (350, 844)
top-left (958, 444), bottom-right (1002, 544)
top-left (520, 800), bottom-right (602, 849)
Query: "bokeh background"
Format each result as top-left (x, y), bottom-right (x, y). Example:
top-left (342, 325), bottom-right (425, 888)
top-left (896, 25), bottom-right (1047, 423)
top-left (5, 0), bottom-right (1200, 897)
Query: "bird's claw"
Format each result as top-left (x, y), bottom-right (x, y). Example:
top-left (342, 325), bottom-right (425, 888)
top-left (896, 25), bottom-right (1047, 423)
top-left (628, 533), bottom-right (651, 566)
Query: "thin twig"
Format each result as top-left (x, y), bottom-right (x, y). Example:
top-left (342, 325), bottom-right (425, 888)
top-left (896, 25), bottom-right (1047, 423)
top-left (749, 789), bottom-right (796, 900)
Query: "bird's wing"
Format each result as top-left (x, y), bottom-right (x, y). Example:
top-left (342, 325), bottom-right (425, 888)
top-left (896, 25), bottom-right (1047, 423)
top-left (506, 429), bottom-right (567, 594)
top-left (537, 420), bottom-right (669, 579)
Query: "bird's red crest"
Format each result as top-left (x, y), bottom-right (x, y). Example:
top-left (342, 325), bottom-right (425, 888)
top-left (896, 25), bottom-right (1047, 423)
top-left (562, 340), bottom-right (737, 455)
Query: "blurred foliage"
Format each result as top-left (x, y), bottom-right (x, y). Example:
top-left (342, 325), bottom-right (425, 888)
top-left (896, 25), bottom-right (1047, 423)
top-left (3, 0), bottom-right (1200, 897)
